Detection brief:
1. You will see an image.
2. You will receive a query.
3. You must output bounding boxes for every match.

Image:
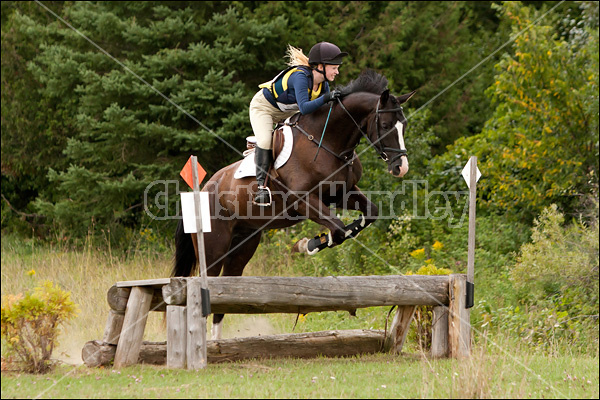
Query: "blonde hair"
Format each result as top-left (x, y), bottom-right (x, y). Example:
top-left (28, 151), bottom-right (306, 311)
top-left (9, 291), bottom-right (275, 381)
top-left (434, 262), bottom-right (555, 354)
top-left (285, 44), bottom-right (310, 67)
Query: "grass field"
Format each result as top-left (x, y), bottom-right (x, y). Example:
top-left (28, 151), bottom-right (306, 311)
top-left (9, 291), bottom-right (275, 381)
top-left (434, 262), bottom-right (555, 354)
top-left (1, 235), bottom-right (599, 398)
top-left (2, 351), bottom-right (598, 398)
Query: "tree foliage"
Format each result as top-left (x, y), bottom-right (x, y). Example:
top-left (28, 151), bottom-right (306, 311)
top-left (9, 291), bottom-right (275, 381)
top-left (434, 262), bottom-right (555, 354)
top-left (1, 1), bottom-right (596, 240)
top-left (4, 2), bottom-right (288, 238)
top-left (428, 1), bottom-right (599, 220)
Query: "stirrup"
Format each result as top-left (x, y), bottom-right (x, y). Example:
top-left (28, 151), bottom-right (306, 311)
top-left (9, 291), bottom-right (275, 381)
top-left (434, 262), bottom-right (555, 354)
top-left (253, 186), bottom-right (272, 207)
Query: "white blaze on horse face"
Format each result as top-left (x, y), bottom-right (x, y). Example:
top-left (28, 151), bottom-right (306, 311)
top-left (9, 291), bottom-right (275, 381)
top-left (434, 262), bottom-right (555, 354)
top-left (395, 121), bottom-right (409, 177)
top-left (395, 121), bottom-right (406, 150)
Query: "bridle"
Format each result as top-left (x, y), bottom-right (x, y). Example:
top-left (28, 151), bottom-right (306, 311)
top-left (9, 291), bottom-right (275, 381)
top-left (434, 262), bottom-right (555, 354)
top-left (288, 94), bottom-right (408, 166)
top-left (337, 97), bottom-right (408, 165)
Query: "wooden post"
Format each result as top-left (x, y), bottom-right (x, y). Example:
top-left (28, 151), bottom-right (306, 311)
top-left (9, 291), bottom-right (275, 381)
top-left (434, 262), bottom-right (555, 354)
top-left (166, 305), bottom-right (187, 369)
top-left (190, 155), bottom-right (208, 369)
top-left (466, 155), bottom-right (477, 308)
top-left (102, 310), bottom-right (125, 345)
top-left (467, 156), bottom-right (477, 284)
top-left (187, 278), bottom-right (207, 369)
top-left (113, 286), bottom-right (154, 368)
top-left (190, 156), bottom-right (209, 288)
top-left (430, 305), bottom-right (449, 358)
top-left (385, 305), bottom-right (416, 354)
top-left (162, 278), bottom-right (187, 305)
top-left (448, 274), bottom-right (471, 358)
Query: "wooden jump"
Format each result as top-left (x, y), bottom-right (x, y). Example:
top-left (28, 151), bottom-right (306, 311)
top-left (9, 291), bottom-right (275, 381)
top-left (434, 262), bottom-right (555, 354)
top-left (84, 274), bottom-right (471, 369)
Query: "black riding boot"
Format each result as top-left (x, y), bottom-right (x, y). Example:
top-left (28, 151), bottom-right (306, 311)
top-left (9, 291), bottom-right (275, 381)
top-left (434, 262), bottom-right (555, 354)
top-left (253, 146), bottom-right (273, 206)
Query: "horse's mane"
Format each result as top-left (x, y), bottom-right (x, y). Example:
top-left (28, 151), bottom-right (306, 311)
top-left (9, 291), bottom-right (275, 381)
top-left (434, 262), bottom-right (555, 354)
top-left (337, 69), bottom-right (389, 95)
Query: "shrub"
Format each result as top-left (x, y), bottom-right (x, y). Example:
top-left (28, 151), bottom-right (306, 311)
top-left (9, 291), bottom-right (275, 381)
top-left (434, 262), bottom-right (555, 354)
top-left (1, 281), bottom-right (78, 373)
top-left (511, 204), bottom-right (599, 313)
top-left (482, 202), bottom-right (600, 353)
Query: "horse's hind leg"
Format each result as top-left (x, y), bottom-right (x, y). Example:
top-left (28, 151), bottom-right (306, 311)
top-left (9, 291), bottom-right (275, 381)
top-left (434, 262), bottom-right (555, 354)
top-left (212, 228), bottom-right (262, 340)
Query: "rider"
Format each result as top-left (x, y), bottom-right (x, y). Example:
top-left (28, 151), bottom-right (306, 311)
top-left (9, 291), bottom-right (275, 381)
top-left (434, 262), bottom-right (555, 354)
top-left (250, 42), bottom-right (349, 206)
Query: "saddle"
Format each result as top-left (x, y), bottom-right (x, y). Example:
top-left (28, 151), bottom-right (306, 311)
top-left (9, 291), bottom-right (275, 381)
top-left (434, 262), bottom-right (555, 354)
top-left (272, 127), bottom-right (285, 166)
top-left (233, 115), bottom-right (297, 180)
top-left (273, 113), bottom-right (300, 163)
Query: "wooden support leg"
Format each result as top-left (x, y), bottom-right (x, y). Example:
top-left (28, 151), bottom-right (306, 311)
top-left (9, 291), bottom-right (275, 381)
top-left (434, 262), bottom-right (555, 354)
top-left (449, 274), bottom-right (471, 358)
top-left (386, 305), bottom-right (416, 354)
top-left (430, 305), bottom-right (449, 358)
top-left (186, 279), bottom-right (207, 370)
top-left (167, 305), bottom-right (187, 369)
top-left (114, 286), bottom-right (154, 368)
top-left (103, 310), bottom-right (125, 345)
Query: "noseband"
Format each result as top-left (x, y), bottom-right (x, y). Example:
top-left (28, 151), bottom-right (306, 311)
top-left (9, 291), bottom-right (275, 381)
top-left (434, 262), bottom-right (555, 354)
top-left (337, 98), bottom-right (408, 165)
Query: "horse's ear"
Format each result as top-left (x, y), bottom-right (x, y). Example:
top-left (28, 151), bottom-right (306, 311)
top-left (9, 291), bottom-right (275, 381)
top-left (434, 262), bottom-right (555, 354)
top-left (397, 90), bottom-right (416, 104)
top-left (380, 89), bottom-right (390, 104)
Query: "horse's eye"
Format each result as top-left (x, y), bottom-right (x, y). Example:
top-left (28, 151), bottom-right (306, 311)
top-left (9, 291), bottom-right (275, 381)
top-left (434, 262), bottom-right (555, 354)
top-left (382, 123), bottom-right (390, 129)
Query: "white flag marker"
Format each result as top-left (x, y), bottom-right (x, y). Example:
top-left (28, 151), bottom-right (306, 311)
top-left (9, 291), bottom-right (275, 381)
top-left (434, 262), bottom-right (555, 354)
top-left (461, 158), bottom-right (481, 189)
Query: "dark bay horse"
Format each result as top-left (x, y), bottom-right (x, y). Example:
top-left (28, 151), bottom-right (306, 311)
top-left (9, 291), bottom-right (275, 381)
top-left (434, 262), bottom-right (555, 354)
top-left (173, 70), bottom-right (415, 339)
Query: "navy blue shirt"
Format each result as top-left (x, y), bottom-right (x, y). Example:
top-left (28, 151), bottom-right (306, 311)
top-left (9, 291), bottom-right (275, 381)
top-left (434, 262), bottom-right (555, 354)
top-left (262, 69), bottom-right (330, 115)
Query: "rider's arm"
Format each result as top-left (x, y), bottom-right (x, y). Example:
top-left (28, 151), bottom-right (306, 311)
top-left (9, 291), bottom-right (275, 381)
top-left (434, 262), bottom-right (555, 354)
top-left (288, 72), bottom-right (328, 115)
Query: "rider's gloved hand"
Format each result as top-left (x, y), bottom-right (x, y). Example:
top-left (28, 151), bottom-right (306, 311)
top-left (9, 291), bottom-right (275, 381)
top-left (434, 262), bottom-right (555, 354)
top-left (323, 89), bottom-right (342, 103)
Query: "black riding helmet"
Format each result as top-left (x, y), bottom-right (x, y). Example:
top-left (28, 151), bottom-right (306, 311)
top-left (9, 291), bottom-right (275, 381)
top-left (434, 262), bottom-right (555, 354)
top-left (308, 42), bottom-right (348, 66)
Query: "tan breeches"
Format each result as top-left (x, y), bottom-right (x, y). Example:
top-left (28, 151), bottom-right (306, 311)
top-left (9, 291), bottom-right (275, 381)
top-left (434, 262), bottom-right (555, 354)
top-left (249, 90), bottom-right (298, 149)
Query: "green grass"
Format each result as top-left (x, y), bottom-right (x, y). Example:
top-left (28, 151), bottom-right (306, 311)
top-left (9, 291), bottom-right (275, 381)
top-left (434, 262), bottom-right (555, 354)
top-left (2, 351), bottom-right (598, 398)
top-left (2, 234), bottom-right (599, 398)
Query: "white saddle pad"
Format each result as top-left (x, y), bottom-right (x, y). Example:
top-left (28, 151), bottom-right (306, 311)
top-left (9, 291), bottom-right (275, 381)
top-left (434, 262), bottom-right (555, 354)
top-left (233, 121), bottom-right (293, 179)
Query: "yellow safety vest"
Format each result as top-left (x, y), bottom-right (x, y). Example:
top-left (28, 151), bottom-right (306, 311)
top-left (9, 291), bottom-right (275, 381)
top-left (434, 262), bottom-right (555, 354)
top-left (259, 66), bottom-right (322, 101)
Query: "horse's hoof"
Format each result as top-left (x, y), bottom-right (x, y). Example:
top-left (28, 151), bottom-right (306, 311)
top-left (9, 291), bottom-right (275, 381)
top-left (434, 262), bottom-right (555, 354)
top-left (292, 238), bottom-right (309, 254)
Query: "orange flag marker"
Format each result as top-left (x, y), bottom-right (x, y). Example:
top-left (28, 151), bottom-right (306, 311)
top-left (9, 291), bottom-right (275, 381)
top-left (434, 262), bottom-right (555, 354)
top-left (180, 156), bottom-right (207, 189)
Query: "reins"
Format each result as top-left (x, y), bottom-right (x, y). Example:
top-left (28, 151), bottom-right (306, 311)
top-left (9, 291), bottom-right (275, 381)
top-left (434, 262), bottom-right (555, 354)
top-left (286, 119), bottom-right (357, 164)
top-left (285, 95), bottom-right (408, 166)
top-left (313, 101), bottom-right (334, 161)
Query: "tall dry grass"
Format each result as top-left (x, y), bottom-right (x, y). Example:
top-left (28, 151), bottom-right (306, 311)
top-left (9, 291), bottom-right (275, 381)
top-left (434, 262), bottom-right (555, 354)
top-left (0, 234), bottom-right (296, 365)
top-left (1, 234), bottom-right (173, 364)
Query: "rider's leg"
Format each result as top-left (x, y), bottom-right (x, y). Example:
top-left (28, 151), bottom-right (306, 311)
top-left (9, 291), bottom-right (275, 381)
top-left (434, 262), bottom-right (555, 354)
top-left (249, 90), bottom-right (294, 207)
top-left (253, 146), bottom-right (273, 206)
top-left (249, 91), bottom-right (276, 206)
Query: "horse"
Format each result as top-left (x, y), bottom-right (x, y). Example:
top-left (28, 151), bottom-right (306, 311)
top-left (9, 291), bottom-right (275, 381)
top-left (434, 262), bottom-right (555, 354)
top-left (172, 69), bottom-right (415, 339)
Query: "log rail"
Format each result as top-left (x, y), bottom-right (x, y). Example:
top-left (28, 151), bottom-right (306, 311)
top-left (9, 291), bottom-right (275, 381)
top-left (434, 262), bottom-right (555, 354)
top-left (85, 274), bottom-right (470, 369)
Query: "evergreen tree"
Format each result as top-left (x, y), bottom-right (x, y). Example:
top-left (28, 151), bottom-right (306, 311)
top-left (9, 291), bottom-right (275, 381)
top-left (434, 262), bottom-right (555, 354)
top-left (1, 1), bottom-right (70, 233)
top-left (10, 2), bottom-right (287, 239)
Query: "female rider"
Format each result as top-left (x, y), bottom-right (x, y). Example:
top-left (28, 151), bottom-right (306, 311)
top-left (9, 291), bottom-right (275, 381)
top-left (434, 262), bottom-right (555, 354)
top-left (250, 42), bottom-right (348, 206)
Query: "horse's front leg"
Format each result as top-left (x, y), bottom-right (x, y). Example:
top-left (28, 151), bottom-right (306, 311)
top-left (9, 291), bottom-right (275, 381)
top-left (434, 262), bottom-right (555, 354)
top-left (336, 185), bottom-right (379, 239)
top-left (290, 192), bottom-right (347, 255)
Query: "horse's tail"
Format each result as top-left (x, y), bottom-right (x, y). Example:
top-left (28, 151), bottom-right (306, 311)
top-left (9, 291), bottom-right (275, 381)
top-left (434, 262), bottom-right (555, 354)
top-left (172, 219), bottom-right (196, 277)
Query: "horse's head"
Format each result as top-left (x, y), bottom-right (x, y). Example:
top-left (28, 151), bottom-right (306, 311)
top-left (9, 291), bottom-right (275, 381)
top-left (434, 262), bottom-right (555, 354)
top-left (333, 69), bottom-right (415, 177)
top-left (369, 89), bottom-right (416, 178)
